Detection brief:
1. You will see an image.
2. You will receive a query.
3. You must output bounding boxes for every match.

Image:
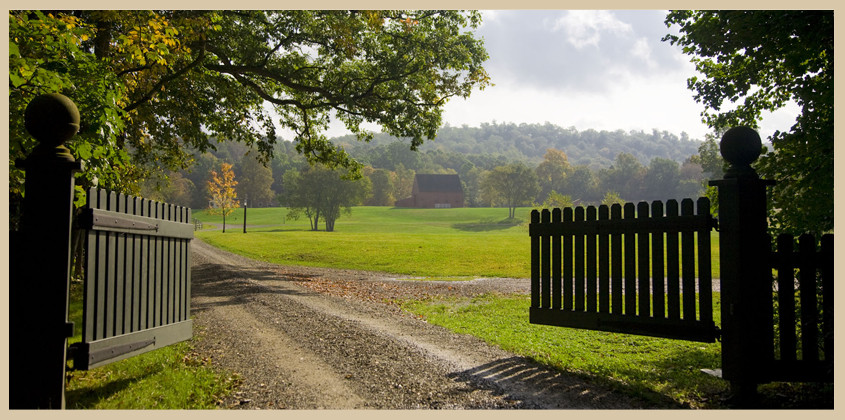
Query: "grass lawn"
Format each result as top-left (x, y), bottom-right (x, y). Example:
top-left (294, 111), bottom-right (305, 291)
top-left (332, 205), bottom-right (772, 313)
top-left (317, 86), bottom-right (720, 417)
top-left (401, 293), bottom-right (727, 408)
top-left (193, 206), bottom-right (720, 279)
top-left (65, 281), bottom-right (239, 409)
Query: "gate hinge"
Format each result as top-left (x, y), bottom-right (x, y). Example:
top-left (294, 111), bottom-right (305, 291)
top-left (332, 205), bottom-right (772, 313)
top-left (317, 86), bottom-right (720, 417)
top-left (711, 217), bottom-right (720, 232)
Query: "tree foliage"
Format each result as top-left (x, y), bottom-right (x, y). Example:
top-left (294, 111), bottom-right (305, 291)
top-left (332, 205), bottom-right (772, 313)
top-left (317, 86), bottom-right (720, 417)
top-left (481, 163), bottom-right (540, 219)
top-left (364, 167), bottom-right (395, 206)
top-left (282, 164), bottom-right (371, 231)
top-left (664, 10), bottom-right (833, 236)
top-left (9, 10), bottom-right (489, 205)
top-left (535, 148), bottom-right (571, 200)
top-left (237, 154), bottom-right (275, 207)
top-left (207, 162), bottom-right (239, 232)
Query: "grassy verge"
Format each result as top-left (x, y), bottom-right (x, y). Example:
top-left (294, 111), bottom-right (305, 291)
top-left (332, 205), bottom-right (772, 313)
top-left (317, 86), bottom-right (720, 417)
top-left (65, 281), bottom-right (239, 409)
top-left (401, 293), bottom-right (727, 408)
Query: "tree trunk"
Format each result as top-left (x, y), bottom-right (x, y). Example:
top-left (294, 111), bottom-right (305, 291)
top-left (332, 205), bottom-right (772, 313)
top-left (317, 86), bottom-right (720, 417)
top-left (93, 16), bottom-right (112, 59)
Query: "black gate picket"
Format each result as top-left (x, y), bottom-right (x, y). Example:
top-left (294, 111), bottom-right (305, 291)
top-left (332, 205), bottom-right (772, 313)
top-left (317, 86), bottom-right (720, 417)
top-left (529, 198), bottom-right (719, 342)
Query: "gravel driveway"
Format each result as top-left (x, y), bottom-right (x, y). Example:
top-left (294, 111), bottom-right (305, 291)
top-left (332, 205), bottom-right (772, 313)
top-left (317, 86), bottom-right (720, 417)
top-left (190, 238), bottom-right (652, 409)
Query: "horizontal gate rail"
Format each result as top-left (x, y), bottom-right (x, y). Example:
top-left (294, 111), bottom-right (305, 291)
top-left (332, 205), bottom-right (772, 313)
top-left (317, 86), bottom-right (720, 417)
top-left (529, 197), bottom-right (719, 342)
top-left (70, 187), bottom-right (193, 370)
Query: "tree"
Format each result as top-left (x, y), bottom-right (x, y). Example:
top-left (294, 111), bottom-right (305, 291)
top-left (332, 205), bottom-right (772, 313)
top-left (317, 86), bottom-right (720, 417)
top-left (564, 165), bottom-right (599, 204)
top-left (481, 163), bottom-right (540, 219)
top-left (391, 163), bottom-right (416, 203)
top-left (365, 167), bottom-right (395, 206)
top-left (282, 164), bottom-right (371, 231)
top-left (601, 191), bottom-right (626, 207)
top-left (642, 157), bottom-right (681, 201)
top-left (207, 162), bottom-right (239, 233)
top-left (542, 191), bottom-right (574, 209)
top-left (183, 152), bottom-right (221, 209)
top-left (237, 154), bottom-right (275, 207)
top-left (9, 10), bottom-right (490, 208)
top-left (599, 153), bottom-right (645, 202)
top-left (535, 148), bottom-right (571, 201)
top-left (140, 170), bottom-right (196, 208)
top-left (664, 10), bottom-right (833, 236)
top-left (678, 160), bottom-right (706, 199)
top-left (689, 133), bottom-right (726, 180)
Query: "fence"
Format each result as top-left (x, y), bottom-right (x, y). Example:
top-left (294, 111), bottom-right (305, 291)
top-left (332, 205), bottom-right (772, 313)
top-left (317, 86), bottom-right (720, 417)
top-left (68, 188), bottom-right (194, 370)
top-left (529, 198), bottom-right (719, 343)
top-left (768, 233), bottom-right (834, 382)
top-left (528, 126), bottom-right (833, 404)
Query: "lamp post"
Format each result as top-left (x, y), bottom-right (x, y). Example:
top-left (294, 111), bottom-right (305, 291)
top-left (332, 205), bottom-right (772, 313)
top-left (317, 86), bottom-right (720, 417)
top-left (243, 197), bottom-right (248, 233)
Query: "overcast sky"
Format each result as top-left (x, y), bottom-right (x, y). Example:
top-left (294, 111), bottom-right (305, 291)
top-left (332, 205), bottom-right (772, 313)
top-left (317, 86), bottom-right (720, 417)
top-left (319, 9), bottom-right (799, 143)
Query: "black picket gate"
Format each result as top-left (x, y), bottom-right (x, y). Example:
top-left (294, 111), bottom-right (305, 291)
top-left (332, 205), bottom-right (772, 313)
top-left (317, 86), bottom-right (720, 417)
top-left (528, 127), bottom-right (833, 403)
top-left (529, 198), bottom-right (719, 343)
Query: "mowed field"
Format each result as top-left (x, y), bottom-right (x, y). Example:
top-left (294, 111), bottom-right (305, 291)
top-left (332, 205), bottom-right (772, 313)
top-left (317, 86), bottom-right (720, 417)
top-left (193, 206), bottom-right (720, 279)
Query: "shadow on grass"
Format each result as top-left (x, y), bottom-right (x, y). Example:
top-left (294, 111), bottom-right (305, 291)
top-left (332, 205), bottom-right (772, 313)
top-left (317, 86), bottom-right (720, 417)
top-left (448, 355), bottom-right (682, 409)
top-left (452, 218), bottom-right (521, 232)
top-left (66, 370), bottom-right (156, 409)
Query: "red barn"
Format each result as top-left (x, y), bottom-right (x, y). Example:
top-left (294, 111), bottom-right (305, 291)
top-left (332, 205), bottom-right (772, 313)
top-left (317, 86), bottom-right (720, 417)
top-left (395, 174), bottom-right (464, 208)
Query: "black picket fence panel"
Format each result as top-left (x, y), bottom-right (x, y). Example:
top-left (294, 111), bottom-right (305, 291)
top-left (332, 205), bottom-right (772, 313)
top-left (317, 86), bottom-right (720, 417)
top-left (529, 198), bottom-right (719, 343)
top-left (69, 187), bottom-right (193, 370)
top-left (768, 233), bottom-right (834, 382)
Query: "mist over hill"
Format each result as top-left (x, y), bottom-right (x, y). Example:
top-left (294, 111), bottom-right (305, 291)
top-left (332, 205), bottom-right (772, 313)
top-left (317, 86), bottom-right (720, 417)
top-left (334, 122), bottom-right (703, 169)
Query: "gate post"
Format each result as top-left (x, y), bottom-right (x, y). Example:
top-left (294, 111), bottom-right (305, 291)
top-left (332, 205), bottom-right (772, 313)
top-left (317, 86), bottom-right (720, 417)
top-left (10, 93), bottom-right (83, 409)
top-left (709, 127), bottom-right (775, 406)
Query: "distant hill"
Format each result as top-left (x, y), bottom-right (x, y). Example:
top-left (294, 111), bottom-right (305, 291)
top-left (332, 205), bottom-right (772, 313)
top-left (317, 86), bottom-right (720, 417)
top-left (334, 122), bottom-right (703, 169)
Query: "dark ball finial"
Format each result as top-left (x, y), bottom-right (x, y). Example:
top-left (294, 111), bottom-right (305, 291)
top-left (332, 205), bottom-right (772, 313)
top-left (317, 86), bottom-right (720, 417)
top-left (24, 93), bottom-right (80, 147)
top-left (720, 126), bottom-right (762, 178)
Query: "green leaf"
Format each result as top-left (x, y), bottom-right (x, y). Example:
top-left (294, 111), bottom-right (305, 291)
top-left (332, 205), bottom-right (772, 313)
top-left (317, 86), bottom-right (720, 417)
top-left (74, 143), bottom-right (93, 160)
top-left (9, 73), bottom-right (26, 87)
top-left (9, 41), bottom-right (20, 58)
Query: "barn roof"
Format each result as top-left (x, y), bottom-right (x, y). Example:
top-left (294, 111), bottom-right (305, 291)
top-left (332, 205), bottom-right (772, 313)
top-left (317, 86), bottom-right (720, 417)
top-left (415, 174), bottom-right (463, 193)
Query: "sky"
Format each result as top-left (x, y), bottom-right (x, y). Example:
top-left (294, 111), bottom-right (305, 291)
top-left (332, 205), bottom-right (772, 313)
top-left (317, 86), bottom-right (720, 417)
top-left (319, 9), bottom-right (800, 143)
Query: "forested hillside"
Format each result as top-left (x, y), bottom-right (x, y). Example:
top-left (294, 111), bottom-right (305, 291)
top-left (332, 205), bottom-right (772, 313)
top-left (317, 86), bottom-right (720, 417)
top-left (147, 122), bottom-right (715, 218)
top-left (335, 122), bottom-right (702, 169)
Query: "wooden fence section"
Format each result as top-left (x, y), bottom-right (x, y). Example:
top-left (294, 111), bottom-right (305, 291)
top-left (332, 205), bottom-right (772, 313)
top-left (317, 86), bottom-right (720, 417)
top-left (70, 187), bottom-right (193, 370)
top-left (529, 198), bottom-right (719, 342)
top-left (768, 233), bottom-right (834, 382)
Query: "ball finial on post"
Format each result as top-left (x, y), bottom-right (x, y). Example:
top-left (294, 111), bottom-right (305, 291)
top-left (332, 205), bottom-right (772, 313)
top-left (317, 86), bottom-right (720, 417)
top-left (720, 126), bottom-right (762, 178)
top-left (24, 94), bottom-right (80, 162)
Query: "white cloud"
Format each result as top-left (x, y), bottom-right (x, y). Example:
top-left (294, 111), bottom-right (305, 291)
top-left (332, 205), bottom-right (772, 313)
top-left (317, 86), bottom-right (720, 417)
top-left (631, 37), bottom-right (657, 68)
top-left (551, 10), bottom-right (633, 50)
top-left (268, 10), bottom-right (798, 144)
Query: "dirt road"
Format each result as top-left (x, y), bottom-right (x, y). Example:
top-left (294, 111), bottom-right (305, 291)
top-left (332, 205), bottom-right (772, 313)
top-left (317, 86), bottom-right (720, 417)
top-left (190, 239), bottom-right (651, 409)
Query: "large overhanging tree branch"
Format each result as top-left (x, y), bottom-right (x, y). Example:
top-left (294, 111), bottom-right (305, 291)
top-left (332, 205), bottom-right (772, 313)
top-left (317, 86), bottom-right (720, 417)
top-left (8, 9), bottom-right (490, 201)
top-left (664, 10), bottom-right (832, 237)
